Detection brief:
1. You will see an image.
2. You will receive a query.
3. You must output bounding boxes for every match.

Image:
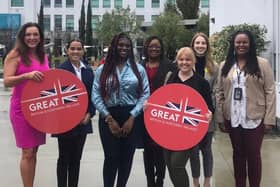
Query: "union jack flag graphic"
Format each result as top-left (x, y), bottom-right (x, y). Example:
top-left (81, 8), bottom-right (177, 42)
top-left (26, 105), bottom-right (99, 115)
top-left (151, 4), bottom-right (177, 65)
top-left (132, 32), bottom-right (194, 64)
top-left (149, 98), bottom-right (208, 127)
top-left (22, 80), bottom-right (87, 104)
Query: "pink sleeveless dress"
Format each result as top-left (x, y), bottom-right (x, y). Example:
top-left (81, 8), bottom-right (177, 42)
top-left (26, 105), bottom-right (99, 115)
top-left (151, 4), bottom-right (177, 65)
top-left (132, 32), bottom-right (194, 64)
top-left (10, 55), bottom-right (49, 148)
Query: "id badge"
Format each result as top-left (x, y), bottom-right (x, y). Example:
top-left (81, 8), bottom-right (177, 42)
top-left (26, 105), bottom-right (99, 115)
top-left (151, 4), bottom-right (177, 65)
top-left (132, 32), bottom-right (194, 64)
top-left (234, 87), bottom-right (242, 100)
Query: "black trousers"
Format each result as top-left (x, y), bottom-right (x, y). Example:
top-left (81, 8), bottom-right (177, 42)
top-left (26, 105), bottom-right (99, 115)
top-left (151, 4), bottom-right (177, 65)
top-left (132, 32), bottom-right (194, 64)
top-left (190, 132), bottom-right (214, 178)
top-left (56, 134), bottom-right (87, 187)
top-left (99, 105), bottom-right (140, 187)
top-left (143, 140), bottom-right (166, 187)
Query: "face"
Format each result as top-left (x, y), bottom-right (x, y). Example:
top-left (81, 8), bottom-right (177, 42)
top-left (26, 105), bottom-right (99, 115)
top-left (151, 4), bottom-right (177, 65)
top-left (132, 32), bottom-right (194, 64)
top-left (67, 41), bottom-right (84, 63)
top-left (24, 26), bottom-right (41, 49)
top-left (193, 36), bottom-right (207, 56)
top-left (177, 52), bottom-right (195, 75)
top-left (234, 33), bottom-right (250, 56)
top-left (117, 37), bottom-right (131, 60)
top-left (147, 39), bottom-right (161, 59)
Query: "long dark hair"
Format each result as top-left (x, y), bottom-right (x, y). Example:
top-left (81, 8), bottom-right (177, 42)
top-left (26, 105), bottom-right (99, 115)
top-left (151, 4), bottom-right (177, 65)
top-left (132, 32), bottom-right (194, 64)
top-left (100, 33), bottom-right (143, 99)
top-left (142, 36), bottom-right (165, 61)
top-left (221, 30), bottom-right (261, 77)
top-left (16, 22), bottom-right (45, 65)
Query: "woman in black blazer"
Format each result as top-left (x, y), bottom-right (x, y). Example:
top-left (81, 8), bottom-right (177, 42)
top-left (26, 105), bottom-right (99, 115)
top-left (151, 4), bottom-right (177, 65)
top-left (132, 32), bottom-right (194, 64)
top-left (141, 36), bottom-right (176, 187)
top-left (53, 39), bottom-right (95, 187)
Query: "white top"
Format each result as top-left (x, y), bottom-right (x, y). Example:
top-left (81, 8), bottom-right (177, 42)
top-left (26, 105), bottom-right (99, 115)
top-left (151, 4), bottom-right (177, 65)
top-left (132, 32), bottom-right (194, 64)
top-left (71, 61), bottom-right (86, 81)
top-left (230, 64), bottom-right (262, 129)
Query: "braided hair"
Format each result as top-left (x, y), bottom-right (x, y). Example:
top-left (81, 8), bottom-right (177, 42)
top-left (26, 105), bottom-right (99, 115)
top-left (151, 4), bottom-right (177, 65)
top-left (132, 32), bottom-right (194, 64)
top-left (100, 33), bottom-right (143, 99)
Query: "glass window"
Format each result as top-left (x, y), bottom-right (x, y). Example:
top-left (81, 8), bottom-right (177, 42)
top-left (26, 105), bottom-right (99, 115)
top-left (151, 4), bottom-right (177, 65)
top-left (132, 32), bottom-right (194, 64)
top-left (103, 0), bottom-right (110, 8)
top-left (136, 0), bottom-right (144, 8)
top-left (11, 0), bottom-right (24, 7)
top-left (54, 0), bottom-right (62, 7)
top-left (136, 15), bottom-right (144, 23)
top-left (201, 0), bottom-right (209, 8)
top-left (114, 0), bottom-right (122, 8)
top-left (54, 15), bottom-right (62, 31)
top-left (44, 15), bottom-right (51, 32)
top-left (91, 15), bottom-right (99, 31)
top-left (66, 15), bottom-right (74, 31)
top-left (43, 0), bottom-right (51, 7)
top-left (92, 0), bottom-right (99, 8)
top-left (151, 0), bottom-right (159, 8)
top-left (151, 15), bottom-right (158, 21)
top-left (66, 0), bottom-right (74, 8)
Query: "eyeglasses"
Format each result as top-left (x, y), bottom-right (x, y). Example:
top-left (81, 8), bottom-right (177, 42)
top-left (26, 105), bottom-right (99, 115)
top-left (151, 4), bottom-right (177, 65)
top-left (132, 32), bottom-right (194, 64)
top-left (148, 46), bottom-right (161, 50)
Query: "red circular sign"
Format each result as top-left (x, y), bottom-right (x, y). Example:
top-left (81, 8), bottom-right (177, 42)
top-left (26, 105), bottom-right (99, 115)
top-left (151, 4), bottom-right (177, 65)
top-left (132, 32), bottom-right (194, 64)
top-left (144, 83), bottom-right (209, 151)
top-left (21, 69), bottom-right (88, 134)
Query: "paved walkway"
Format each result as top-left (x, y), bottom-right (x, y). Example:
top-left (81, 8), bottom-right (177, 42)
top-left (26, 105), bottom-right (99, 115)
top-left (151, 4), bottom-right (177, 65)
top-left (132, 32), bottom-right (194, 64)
top-left (1, 83), bottom-right (280, 187)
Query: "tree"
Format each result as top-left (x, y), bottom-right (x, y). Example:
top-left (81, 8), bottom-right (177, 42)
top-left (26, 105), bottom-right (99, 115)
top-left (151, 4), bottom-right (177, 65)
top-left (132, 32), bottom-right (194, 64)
top-left (96, 7), bottom-right (141, 46)
top-left (176, 0), bottom-right (200, 19)
top-left (85, 0), bottom-right (93, 57)
top-left (197, 14), bottom-right (209, 36)
top-left (148, 11), bottom-right (193, 59)
top-left (38, 0), bottom-right (44, 32)
top-left (79, 0), bottom-right (86, 42)
top-left (164, 0), bottom-right (179, 15)
top-left (210, 23), bottom-right (268, 63)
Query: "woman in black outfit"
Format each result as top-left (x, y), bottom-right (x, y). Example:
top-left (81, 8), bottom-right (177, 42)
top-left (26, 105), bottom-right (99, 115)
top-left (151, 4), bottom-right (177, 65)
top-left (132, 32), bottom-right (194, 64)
top-left (164, 47), bottom-right (214, 187)
top-left (53, 39), bottom-right (95, 187)
top-left (141, 36), bottom-right (176, 187)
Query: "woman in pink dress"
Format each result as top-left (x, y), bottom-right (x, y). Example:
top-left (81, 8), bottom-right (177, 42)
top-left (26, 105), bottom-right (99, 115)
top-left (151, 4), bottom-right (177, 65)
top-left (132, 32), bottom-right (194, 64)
top-left (3, 22), bottom-right (49, 187)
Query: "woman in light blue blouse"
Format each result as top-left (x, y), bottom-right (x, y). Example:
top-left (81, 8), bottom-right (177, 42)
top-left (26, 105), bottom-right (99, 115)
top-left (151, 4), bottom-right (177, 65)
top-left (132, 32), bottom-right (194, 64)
top-left (92, 33), bottom-right (150, 187)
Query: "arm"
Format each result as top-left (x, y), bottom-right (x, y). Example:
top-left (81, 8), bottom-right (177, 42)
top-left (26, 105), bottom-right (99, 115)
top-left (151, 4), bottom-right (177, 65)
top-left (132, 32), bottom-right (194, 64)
top-left (129, 65), bottom-right (150, 117)
top-left (91, 66), bottom-right (121, 136)
top-left (91, 66), bottom-right (110, 117)
top-left (81, 68), bottom-right (96, 124)
top-left (3, 50), bottom-right (44, 87)
top-left (261, 58), bottom-right (276, 126)
top-left (201, 79), bottom-right (214, 113)
top-left (122, 65), bottom-right (150, 136)
top-left (215, 62), bottom-right (226, 124)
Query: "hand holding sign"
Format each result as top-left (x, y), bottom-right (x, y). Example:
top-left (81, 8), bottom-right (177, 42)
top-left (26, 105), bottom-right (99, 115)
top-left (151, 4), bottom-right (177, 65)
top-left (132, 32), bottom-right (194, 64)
top-left (21, 69), bottom-right (88, 134)
top-left (144, 83), bottom-right (209, 151)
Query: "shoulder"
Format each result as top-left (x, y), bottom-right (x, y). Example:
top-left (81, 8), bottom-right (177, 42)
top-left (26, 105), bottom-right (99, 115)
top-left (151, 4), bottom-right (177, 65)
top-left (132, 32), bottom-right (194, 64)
top-left (58, 60), bottom-right (71, 69)
top-left (213, 61), bottom-right (219, 70)
top-left (194, 72), bottom-right (209, 85)
top-left (257, 56), bottom-right (269, 66)
top-left (83, 62), bottom-right (93, 71)
top-left (95, 64), bottom-right (104, 75)
top-left (160, 59), bottom-right (177, 72)
top-left (219, 60), bottom-right (226, 68)
top-left (136, 63), bottom-right (146, 72)
top-left (5, 49), bottom-right (20, 62)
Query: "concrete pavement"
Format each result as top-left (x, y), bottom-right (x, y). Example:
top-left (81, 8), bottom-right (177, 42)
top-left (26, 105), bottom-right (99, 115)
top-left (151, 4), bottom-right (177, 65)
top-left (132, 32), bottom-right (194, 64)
top-left (1, 82), bottom-right (280, 187)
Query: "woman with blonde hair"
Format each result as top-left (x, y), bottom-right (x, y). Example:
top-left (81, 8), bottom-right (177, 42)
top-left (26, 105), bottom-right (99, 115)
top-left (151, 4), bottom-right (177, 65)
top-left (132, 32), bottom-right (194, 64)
top-left (189, 32), bottom-right (219, 187)
top-left (164, 47), bottom-right (214, 187)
